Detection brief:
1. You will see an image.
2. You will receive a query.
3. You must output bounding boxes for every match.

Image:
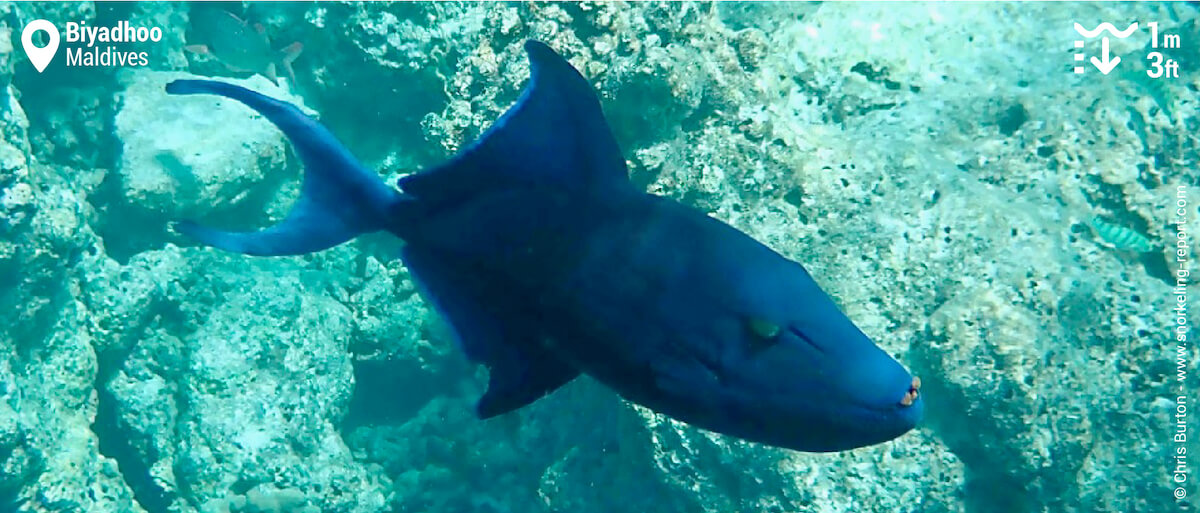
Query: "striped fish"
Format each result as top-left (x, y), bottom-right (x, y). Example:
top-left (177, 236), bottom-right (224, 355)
top-left (1091, 217), bottom-right (1158, 253)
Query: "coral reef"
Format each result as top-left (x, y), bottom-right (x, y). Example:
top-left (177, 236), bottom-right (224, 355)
top-left (0, 2), bottom-right (1196, 513)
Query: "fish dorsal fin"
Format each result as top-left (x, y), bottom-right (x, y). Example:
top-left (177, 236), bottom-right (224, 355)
top-left (399, 40), bottom-right (631, 205)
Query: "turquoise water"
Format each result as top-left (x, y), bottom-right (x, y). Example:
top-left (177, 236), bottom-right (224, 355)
top-left (1, 2), bottom-right (1197, 512)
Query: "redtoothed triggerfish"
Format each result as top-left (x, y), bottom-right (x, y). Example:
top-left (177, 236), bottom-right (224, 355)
top-left (164, 40), bottom-right (922, 452)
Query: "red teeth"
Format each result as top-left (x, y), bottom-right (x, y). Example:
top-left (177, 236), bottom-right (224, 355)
top-left (900, 377), bottom-right (921, 407)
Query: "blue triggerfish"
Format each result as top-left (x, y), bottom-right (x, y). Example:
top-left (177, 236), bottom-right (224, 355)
top-left (165, 40), bottom-right (923, 452)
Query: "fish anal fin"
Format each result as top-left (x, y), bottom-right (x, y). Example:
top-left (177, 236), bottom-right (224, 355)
top-left (477, 338), bottom-right (579, 419)
top-left (402, 247), bottom-right (579, 418)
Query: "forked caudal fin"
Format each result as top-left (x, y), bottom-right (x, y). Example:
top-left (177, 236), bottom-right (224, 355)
top-left (165, 79), bottom-right (400, 256)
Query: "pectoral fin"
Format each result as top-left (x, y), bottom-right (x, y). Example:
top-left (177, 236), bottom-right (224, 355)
top-left (476, 336), bottom-right (579, 419)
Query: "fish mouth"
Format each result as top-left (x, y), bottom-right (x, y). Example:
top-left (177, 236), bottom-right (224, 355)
top-left (898, 376), bottom-right (921, 407)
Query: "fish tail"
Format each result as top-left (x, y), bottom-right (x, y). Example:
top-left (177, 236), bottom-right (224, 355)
top-left (277, 42), bottom-right (303, 86)
top-left (280, 42), bottom-right (303, 64)
top-left (166, 79), bottom-right (402, 256)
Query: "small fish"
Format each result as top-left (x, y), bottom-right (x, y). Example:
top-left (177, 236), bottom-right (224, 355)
top-left (163, 41), bottom-right (923, 453)
top-left (1091, 217), bottom-right (1158, 253)
top-left (185, 8), bottom-right (302, 86)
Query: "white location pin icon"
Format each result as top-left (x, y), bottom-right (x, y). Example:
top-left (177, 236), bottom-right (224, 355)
top-left (22, 20), bottom-right (60, 73)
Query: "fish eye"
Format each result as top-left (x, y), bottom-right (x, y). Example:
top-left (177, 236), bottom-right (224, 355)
top-left (745, 317), bottom-right (781, 339)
